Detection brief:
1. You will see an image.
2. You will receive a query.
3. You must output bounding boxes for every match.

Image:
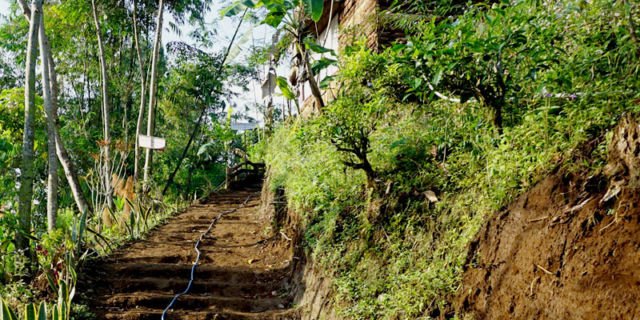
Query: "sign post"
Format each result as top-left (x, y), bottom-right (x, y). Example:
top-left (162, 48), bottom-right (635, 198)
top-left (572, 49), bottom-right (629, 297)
top-left (139, 135), bottom-right (166, 150)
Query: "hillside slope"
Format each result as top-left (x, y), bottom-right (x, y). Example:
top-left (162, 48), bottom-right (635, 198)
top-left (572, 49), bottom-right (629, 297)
top-left (457, 115), bottom-right (640, 319)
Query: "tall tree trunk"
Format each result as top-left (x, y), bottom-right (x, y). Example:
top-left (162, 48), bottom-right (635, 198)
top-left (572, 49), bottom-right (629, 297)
top-left (17, 0), bottom-right (93, 216)
top-left (49, 41), bottom-right (92, 215)
top-left (91, 0), bottom-right (114, 210)
top-left (54, 130), bottom-right (92, 214)
top-left (132, 0), bottom-right (147, 189)
top-left (305, 58), bottom-right (325, 113)
top-left (38, 9), bottom-right (57, 231)
top-left (17, 0), bottom-right (42, 256)
top-left (143, 0), bottom-right (164, 192)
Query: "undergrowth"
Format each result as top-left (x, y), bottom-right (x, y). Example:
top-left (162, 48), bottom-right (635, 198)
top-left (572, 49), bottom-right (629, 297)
top-left (0, 195), bottom-right (193, 318)
top-left (254, 0), bottom-right (640, 318)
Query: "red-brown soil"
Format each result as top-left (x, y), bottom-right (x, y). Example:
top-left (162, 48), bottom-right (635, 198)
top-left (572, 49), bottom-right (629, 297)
top-left (457, 116), bottom-right (640, 319)
top-left (80, 187), bottom-right (300, 320)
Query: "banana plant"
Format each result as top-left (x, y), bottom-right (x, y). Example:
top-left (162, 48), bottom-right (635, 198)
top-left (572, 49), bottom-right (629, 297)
top-left (222, 0), bottom-right (334, 113)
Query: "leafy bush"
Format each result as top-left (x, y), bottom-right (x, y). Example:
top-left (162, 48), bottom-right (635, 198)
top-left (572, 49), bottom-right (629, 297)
top-left (262, 0), bottom-right (640, 318)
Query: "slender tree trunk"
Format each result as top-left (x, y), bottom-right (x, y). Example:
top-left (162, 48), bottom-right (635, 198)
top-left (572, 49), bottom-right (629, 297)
top-left (47, 37), bottom-right (93, 215)
top-left (52, 40), bottom-right (93, 214)
top-left (143, 0), bottom-right (164, 192)
top-left (305, 59), bottom-right (325, 113)
top-left (18, 0), bottom-right (93, 216)
top-left (91, 0), bottom-right (114, 210)
top-left (17, 0), bottom-right (42, 256)
top-left (123, 40), bottom-right (136, 143)
top-left (38, 9), bottom-right (58, 231)
top-left (265, 99), bottom-right (274, 132)
top-left (132, 0), bottom-right (147, 188)
top-left (297, 44), bottom-right (324, 113)
top-left (54, 130), bottom-right (92, 214)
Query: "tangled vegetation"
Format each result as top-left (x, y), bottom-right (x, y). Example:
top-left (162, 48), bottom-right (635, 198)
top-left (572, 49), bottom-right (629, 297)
top-left (256, 0), bottom-right (640, 318)
top-left (0, 0), bottom-right (639, 318)
top-left (0, 0), bottom-right (259, 317)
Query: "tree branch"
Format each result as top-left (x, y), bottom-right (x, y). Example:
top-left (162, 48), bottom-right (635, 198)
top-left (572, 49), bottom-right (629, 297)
top-left (17, 0), bottom-right (31, 19)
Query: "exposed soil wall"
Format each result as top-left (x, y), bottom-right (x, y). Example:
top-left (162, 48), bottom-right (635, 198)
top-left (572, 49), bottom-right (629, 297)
top-left (259, 173), bottom-right (338, 320)
top-left (457, 115), bottom-right (640, 319)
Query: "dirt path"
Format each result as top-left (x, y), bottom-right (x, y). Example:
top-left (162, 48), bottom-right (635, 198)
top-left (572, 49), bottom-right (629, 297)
top-left (81, 187), bottom-right (299, 320)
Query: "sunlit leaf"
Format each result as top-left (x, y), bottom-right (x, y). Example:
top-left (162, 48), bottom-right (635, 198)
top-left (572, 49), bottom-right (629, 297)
top-left (311, 57), bottom-right (337, 74)
top-left (263, 9), bottom-right (286, 27)
top-left (277, 76), bottom-right (296, 100)
top-left (303, 0), bottom-right (324, 22)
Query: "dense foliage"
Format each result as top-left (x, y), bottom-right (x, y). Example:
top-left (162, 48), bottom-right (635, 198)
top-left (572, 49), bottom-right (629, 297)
top-left (257, 0), bottom-right (640, 318)
top-left (0, 0), bottom-right (259, 316)
top-left (1, 0), bottom-right (639, 318)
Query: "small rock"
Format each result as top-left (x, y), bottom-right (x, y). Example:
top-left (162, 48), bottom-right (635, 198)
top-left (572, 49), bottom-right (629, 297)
top-left (425, 190), bottom-right (439, 203)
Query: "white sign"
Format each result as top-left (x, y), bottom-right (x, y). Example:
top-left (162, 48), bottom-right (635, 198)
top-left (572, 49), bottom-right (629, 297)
top-left (139, 135), bottom-right (166, 150)
top-left (231, 122), bottom-right (259, 131)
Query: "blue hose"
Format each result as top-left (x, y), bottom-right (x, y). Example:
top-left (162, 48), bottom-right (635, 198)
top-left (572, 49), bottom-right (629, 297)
top-left (160, 194), bottom-right (253, 319)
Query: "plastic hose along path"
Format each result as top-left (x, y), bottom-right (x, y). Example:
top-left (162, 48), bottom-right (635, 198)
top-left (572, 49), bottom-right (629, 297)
top-left (80, 186), bottom-right (300, 320)
top-left (161, 195), bottom-right (251, 319)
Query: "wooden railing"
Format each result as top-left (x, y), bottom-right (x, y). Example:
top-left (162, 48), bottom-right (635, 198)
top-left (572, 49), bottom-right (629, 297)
top-left (225, 148), bottom-right (266, 189)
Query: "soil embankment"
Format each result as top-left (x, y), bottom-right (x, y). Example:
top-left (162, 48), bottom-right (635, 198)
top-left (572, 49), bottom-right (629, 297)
top-left (457, 115), bottom-right (640, 319)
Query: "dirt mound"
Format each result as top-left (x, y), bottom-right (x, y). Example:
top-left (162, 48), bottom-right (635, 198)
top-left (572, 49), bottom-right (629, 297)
top-left (457, 115), bottom-right (640, 320)
top-left (80, 187), bottom-right (300, 320)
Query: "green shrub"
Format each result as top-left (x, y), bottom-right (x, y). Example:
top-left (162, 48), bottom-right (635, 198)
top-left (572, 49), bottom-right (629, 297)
top-left (262, 0), bottom-right (640, 318)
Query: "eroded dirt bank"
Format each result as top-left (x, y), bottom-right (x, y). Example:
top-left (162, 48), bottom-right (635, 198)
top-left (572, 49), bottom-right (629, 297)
top-left (258, 177), bottom-right (337, 320)
top-left (80, 187), bottom-right (300, 319)
top-left (457, 115), bottom-right (640, 319)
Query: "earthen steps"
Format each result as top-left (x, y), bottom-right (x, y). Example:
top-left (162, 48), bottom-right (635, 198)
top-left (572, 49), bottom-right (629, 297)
top-left (80, 187), bottom-right (300, 320)
top-left (93, 264), bottom-right (291, 282)
top-left (99, 293), bottom-right (291, 313)
top-left (102, 308), bottom-right (300, 320)
top-left (88, 277), bottom-right (286, 296)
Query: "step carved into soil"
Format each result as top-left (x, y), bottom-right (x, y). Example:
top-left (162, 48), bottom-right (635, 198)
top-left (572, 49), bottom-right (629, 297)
top-left (80, 188), bottom-right (299, 320)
